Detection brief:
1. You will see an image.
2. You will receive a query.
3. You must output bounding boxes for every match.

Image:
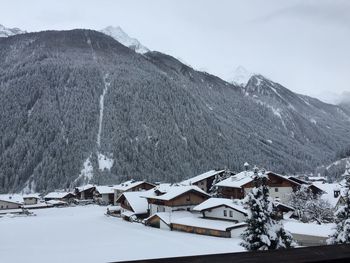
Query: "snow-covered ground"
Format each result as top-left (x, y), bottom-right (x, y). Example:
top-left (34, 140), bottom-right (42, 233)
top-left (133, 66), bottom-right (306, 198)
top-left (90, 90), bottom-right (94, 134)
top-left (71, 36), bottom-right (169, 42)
top-left (0, 205), bottom-right (244, 263)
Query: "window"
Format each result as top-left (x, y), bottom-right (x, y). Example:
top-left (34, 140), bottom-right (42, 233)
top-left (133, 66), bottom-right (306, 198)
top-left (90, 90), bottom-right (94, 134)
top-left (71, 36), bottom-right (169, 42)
top-left (229, 211), bottom-right (233, 217)
top-left (186, 195), bottom-right (190, 201)
top-left (275, 188), bottom-right (279, 192)
top-left (223, 210), bottom-right (227, 217)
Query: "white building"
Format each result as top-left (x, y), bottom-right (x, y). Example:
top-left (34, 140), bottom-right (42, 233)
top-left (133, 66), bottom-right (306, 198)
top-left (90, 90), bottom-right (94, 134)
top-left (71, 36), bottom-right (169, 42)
top-left (193, 198), bottom-right (247, 222)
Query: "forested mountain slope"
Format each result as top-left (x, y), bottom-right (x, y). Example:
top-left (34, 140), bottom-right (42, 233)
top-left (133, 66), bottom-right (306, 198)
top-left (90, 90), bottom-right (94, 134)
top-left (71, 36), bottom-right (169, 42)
top-left (0, 29), bottom-right (349, 193)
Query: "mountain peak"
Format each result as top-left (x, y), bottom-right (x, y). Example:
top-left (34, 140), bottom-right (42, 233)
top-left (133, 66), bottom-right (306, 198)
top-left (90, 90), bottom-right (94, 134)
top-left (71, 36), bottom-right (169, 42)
top-left (227, 66), bottom-right (253, 86)
top-left (0, 24), bottom-right (26, 37)
top-left (100, 26), bottom-right (149, 54)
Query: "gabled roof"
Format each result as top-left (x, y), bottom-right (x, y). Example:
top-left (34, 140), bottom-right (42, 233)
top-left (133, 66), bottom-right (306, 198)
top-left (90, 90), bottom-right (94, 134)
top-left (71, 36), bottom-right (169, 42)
top-left (0, 194), bottom-right (23, 205)
top-left (117, 191), bottom-right (148, 214)
top-left (95, 186), bottom-right (114, 195)
top-left (76, 184), bottom-right (96, 192)
top-left (216, 170), bottom-right (299, 188)
top-left (145, 211), bottom-right (194, 226)
top-left (145, 185), bottom-right (209, 201)
top-left (181, 170), bottom-right (225, 185)
top-left (313, 182), bottom-right (345, 208)
top-left (22, 194), bottom-right (40, 199)
top-left (193, 198), bottom-right (247, 215)
top-left (44, 192), bottom-right (74, 199)
top-left (215, 171), bottom-right (255, 188)
top-left (114, 180), bottom-right (155, 192)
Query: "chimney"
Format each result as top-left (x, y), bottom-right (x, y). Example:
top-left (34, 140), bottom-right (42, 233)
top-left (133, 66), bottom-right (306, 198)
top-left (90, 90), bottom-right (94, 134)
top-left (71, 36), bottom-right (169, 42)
top-left (244, 162), bottom-right (250, 171)
top-left (334, 189), bottom-right (340, 198)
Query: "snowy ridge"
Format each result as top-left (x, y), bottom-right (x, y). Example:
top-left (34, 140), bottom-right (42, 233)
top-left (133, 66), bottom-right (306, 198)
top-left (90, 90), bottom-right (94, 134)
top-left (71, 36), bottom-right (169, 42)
top-left (100, 26), bottom-right (149, 54)
top-left (0, 24), bottom-right (26, 37)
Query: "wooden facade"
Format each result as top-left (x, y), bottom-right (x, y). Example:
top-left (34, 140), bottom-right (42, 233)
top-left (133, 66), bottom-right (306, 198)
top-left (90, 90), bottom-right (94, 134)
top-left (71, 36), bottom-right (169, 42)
top-left (171, 223), bottom-right (231, 238)
top-left (147, 190), bottom-right (209, 207)
top-left (219, 172), bottom-right (299, 200)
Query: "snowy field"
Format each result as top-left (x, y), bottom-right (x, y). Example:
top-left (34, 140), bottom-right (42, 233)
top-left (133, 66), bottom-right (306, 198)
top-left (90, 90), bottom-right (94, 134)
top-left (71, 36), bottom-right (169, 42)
top-left (0, 205), bottom-right (244, 263)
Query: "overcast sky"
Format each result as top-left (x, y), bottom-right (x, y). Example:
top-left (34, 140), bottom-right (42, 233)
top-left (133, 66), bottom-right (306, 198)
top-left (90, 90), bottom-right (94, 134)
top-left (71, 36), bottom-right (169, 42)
top-left (1, 0), bottom-right (349, 103)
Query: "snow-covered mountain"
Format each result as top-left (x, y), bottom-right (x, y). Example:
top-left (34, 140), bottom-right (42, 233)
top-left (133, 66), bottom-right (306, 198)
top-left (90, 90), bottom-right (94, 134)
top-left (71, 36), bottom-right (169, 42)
top-left (0, 24), bottom-right (26, 37)
top-left (1, 29), bottom-right (350, 193)
top-left (227, 66), bottom-right (253, 86)
top-left (100, 26), bottom-right (149, 54)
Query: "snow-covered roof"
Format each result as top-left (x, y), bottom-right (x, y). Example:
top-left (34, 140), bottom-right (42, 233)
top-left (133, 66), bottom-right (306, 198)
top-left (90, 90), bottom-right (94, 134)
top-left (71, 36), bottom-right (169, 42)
top-left (114, 180), bottom-right (152, 192)
top-left (121, 210), bottom-right (136, 218)
top-left (146, 211), bottom-right (194, 226)
top-left (44, 192), bottom-right (74, 199)
top-left (46, 200), bottom-right (67, 205)
top-left (145, 185), bottom-right (209, 201)
top-left (215, 171), bottom-right (255, 188)
top-left (216, 170), bottom-right (298, 188)
top-left (284, 220), bottom-right (334, 237)
top-left (76, 184), bottom-right (95, 192)
top-left (22, 193), bottom-right (40, 199)
top-left (172, 216), bottom-right (247, 231)
top-left (181, 170), bottom-right (225, 185)
top-left (313, 182), bottom-right (345, 207)
top-left (122, 191), bottom-right (149, 214)
top-left (308, 176), bottom-right (327, 181)
top-left (0, 194), bottom-right (24, 204)
top-left (193, 198), bottom-right (247, 215)
top-left (95, 186), bottom-right (114, 195)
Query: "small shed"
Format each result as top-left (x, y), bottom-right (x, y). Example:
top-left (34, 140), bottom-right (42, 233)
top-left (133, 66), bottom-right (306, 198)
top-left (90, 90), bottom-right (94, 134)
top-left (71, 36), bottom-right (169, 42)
top-left (75, 184), bottom-right (96, 200)
top-left (95, 186), bottom-right (114, 205)
top-left (145, 211), bottom-right (193, 230)
top-left (116, 191), bottom-right (149, 221)
top-left (23, 194), bottom-right (40, 205)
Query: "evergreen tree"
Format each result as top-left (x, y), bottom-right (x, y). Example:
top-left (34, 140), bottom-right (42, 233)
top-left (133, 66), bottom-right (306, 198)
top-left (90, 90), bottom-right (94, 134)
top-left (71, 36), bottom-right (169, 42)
top-left (328, 163), bottom-right (350, 244)
top-left (241, 166), bottom-right (295, 250)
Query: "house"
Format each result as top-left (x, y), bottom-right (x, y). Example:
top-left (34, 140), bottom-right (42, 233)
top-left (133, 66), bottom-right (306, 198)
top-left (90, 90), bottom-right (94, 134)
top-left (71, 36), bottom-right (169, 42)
top-left (23, 194), bottom-right (40, 205)
top-left (75, 184), bottom-right (96, 200)
top-left (215, 170), bottom-right (300, 203)
top-left (144, 185), bottom-right (210, 216)
top-left (115, 191), bottom-right (149, 221)
top-left (0, 195), bottom-right (23, 210)
top-left (44, 192), bottom-right (75, 202)
top-left (193, 198), bottom-right (247, 222)
top-left (181, 169), bottom-right (233, 192)
top-left (144, 209), bottom-right (247, 238)
top-left (95, 186), bottom-right (114, 205)
top-left (114, 180), bottom-right (155, 205)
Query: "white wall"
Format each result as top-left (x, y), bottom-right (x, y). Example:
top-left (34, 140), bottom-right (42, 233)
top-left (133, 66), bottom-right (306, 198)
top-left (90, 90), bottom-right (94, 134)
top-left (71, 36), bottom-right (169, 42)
top-left (101, 194), bottom-right (110, 204)
top-left (23, 198), bottom-right (38, 205)
top-left (244, 186), bottom-right (293, 203)
top-left (159, 219), bottom-right (171, 230)
top-left (0, 200), bottom-right (21, 210)
top-left (149, 204), bottom-right (195, 216)
top-left (203, 206), bottom-right (246, 222)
